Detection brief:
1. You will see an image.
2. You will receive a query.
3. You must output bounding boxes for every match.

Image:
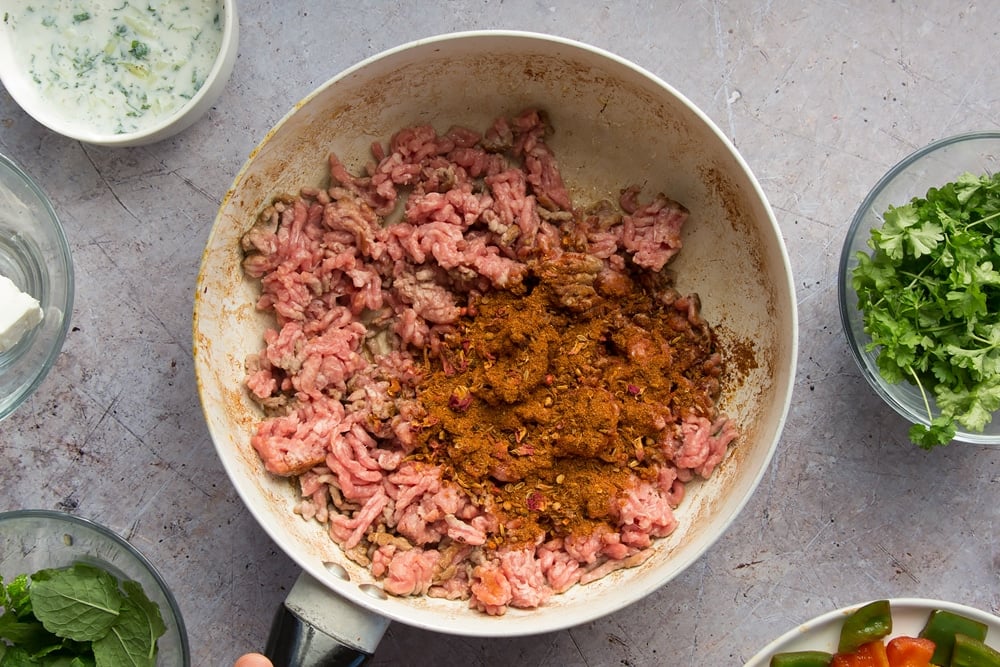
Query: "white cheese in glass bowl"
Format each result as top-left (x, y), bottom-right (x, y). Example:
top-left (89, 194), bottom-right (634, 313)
top-left (0, 152), bottom-right (73, 423)
top-left (0, 275), bottom-right (43, 353)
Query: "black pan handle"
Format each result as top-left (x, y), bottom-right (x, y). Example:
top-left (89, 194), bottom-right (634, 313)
top-left (264, 572), bottom-right (390, 667)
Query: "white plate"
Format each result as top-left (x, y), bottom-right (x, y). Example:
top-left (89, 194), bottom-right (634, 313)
top-left (745, 598), bottom-right (1000, 666)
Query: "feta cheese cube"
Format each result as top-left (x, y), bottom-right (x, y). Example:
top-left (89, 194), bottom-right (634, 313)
top-left (0, 274), bottom-right (43, 352)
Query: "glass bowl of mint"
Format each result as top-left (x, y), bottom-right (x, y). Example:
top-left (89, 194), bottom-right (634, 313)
top-left (840, 131), bottom-right (1000, 449)
top-left (0, 509), bottom-right (190, 665)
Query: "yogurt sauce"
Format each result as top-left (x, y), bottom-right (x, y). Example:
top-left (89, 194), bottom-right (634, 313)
top-left (5, 0), bottom-right (224, 136)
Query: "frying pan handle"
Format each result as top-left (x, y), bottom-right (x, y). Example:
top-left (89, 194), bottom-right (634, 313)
top-left (264, 571), bottom-right (390, 667)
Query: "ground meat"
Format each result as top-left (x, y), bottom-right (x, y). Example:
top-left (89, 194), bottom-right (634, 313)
top-left (241, 109), bottom-right (738, 615)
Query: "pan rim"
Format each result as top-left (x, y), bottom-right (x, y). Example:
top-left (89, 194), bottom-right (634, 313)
top-left (193, 29), bottom-right (798, 637)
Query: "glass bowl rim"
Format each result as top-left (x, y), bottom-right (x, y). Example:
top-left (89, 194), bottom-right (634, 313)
top-left (838, 130), bottom-right (1000, 445)
top-left (0, 508), bottom-right (191, 662)
top-left (0, 151), bottom-right (75, 423)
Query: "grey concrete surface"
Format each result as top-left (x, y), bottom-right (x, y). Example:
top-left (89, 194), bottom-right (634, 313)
top-left (2, 1), bottom-right (999, 665)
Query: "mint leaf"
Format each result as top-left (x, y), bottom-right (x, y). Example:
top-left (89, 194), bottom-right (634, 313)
top-left (92, 583), bottom-right (163, 667)
top-left (0, 574), bottom-right (65, 657)
top-left (0, 645), bottom-right (41, 666)
top-left (121, 580), bottom-right (165, 645)
top-left (0, 612), bottom-right (49, 647)
top-left (29, 564), bottom-right (121, 642)
top-left (1, 564), bottom-right (163, 667)
top-left (46, 654), bottom-right (96, 667)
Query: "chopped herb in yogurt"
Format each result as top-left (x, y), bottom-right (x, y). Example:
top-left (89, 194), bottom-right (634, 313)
top-left (6, 0), bottom-right (224, 136)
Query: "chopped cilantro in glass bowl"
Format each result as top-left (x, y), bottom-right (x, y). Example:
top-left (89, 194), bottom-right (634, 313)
top-left (0, 509), bottom-right (190, 665)
top-left (839, 131), bottom-right (1000, 448)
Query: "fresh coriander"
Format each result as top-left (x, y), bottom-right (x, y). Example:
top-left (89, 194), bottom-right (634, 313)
top-left (852, 171), bottom-right (1000, 448)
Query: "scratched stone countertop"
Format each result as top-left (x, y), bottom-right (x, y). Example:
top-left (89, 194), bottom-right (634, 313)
top-left (2, 2), bottom-right (999, 665)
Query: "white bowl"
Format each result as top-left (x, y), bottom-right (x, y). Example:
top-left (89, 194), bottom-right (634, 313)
top-left (0, 0), bottom-right (238, 147)
top-left (194, 31), bottom-right (798, 637)
top-left (746, 598), bottom-right (1000, 666)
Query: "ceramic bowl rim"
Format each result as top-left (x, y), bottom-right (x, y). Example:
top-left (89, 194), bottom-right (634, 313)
top-left (0, 0), bottom-right (238, 146)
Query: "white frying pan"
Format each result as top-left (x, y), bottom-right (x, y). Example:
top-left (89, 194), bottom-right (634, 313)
top-left (193, 31), bottom-right (797, 663)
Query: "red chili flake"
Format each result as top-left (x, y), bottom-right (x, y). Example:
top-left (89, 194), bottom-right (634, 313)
top-left (448, 385), bottom-right (472, 412)
top-left (526, 491), bottom-right (545, 511)
top-left (411, 415), bottom-right (440, 430)
top-left (633, 436), bottom-right (646, 462)
top-left (626, 383), bottom-right (643, 396)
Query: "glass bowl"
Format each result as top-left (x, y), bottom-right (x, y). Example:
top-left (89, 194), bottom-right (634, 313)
top-left (0, 0), bottom-right (238, 147)
top-left (0, 153), bottom-right (74, 422)
top-left (839, 131), bottom-right (1000, 445)
top-left (0, 509), bottom-right (190, 665)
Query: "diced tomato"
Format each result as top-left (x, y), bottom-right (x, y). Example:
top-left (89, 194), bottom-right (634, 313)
top-left (831, 640), bottom-right (890, 667)
top-left (885, 636), bottom-right (936, 667)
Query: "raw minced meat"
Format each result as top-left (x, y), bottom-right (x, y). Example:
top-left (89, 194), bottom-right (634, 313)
top-left (241, 109), bottom-right (737, 615)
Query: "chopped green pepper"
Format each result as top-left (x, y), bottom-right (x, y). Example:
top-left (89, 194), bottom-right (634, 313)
top-left (950, 633), bottom-right (1000, 667)
top-left (838, 600), bottom-right (893, 653)
top-left (769, 650), bottom-right (832, 667)
top-left (919, 609), bottom-right (989, 665)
